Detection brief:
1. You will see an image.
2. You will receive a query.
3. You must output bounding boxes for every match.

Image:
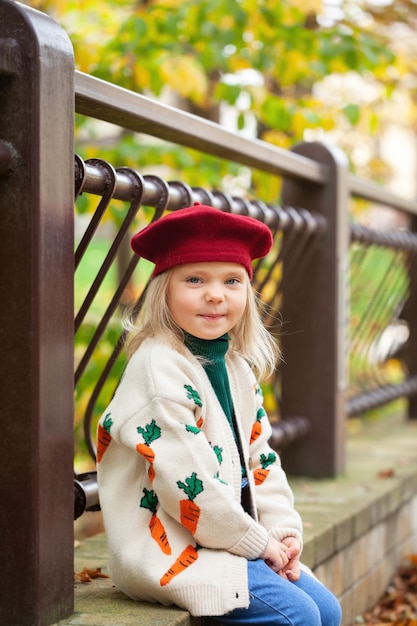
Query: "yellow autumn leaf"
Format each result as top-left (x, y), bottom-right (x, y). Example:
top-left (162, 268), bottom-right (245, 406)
top-left (320, 115), bottom-right (336, 132)
top-left (292, 110), bottom-right (308, 138)
top-left (133, 64), bottom-right (152, 90)
top-left (262, 129), bottom-right (292, 150)
top-left (228, 56), bottom-right (252, 73)
top-left (261, 386), bottom-right (277, 415)
top-left (288, 0), bottom-right (322, 13)
top-left (279, 50), bottom-right (308, 85)
top-left (329, 59), bottom-right (348, 74)
top-left (219, 15), bottom-right (236, 30)
top-left (154, 0), bottom-right (183, 7)
top-left (159, 55), bottom-right (208, 104)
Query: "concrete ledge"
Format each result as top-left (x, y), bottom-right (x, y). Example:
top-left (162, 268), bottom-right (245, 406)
top-left (60, 414), bottom-right (417, 626)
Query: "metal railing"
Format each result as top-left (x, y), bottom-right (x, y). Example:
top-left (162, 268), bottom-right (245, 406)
top-left (74, 156), bottom-right (319, 466)
top-left (1, 2), bottom-right (417, 624)
top-left (347, 224), bottom-right (417, 416)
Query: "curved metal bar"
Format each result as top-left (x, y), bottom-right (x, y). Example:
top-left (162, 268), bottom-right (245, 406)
top-left (74, 158), bottom-right (117, 270)
top-left (269, 416), bottom-right (311, 452)
top-left (74, 153), bottom-right (86, 200)
top-left (143, 174), bottom-right (171, 216)
top-left (211, 189), bottom-right (235, 213)
top-left (82, 329), bottom-right (127, 460)
top-left (167, 180), bottom-right (194, 209)
top-left (350, 222), bottom-right (417, 252)
top-left (74, 167), bottom-right (145, 381)
top-left (191, 186), bottom-right (215, 206)
top-left (229, 196), bottom-right (252, 217)
top-left (74, 167), bottom-right (145, 334)
top-left (80, 174), bottom-right (171, 459)
top-left (347, 375), bottom-right (417, 416)
top-left (77, 159), bottom-right (305, 231)
top-left (348, 247), bottom-right (409, 389)
top-left (252, 199), bottom-right (289, 230)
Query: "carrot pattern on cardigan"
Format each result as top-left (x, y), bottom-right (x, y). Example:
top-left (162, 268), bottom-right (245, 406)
top-left (254, 452), bottom-right (277, 485)
top-left (140, 488), bottom-right (172, 555)
top-left (136, 419), bottom-right (161, 483)
top-left (177, 472), bottom-right (204, 535)
top-left (96, 412), bottom-right (113, 462)
top-left (160, 544), bottom-right (200, 587)
top-left (250, 407), bottom-right (266, 444)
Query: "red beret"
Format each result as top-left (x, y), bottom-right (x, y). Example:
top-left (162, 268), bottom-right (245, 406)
top-left (131, 204), bottom-right (273, 278)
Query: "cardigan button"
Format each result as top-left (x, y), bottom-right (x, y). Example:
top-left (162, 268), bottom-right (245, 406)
top-left (248, 457), bottom-right (253, 469)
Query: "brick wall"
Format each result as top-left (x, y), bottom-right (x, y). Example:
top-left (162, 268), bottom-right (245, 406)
top-left (313, 495), bottom-right (417, 625)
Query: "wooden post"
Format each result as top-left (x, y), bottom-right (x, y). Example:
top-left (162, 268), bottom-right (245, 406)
top-left (406, 212), bottom-right (417, 420)
top-left (0, 1), bottom-right (74, 623)
top-left (280, 142), bottom-right (349, 477)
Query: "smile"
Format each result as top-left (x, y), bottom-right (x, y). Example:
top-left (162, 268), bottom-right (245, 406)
top-left (199, 314), bottom-right (225, 320)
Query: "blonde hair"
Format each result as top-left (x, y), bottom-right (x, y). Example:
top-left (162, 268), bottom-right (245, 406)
top-left (124, 269), bottom-right (280, 380)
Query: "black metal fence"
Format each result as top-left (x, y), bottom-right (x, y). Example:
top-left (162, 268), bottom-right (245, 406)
top-left (1, 1), bottom-right (417, 624)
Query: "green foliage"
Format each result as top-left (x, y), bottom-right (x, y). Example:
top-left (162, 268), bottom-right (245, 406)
top-left (343, 103), bottom-right (360, 125)
top-left (25, 0), bottom-right (406, 170)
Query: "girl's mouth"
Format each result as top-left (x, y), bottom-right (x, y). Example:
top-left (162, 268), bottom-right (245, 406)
top-left (199, 314), bottom-right (224, 320)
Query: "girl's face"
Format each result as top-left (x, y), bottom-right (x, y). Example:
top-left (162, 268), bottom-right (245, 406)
top-left (167, 262), bottom-right (248, 340)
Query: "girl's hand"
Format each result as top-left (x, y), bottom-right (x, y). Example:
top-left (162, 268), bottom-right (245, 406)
top-left (261, 537), bottom-right (289, 574)
top-left (279, 536), bottom-right (301, 581)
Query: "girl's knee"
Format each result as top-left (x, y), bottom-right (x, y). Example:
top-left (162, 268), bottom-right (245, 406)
top-left (290, 596), bottom-right (321, 626)
top-left (321, 594), bottom-right (342, 626)
top-left (294, 573), bottom-right (342, 626)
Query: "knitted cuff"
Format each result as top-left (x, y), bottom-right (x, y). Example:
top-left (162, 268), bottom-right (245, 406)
top-left (270, 527), bottom-right (303, 552)
top-left (229, 523), bottom-right (269, 560)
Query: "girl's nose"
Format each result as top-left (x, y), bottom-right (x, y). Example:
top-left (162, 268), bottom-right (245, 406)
top-left (205, 285), bottom-right (224, 302)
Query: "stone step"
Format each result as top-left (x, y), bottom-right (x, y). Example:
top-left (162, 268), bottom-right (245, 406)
top-left (58, 533), bottom-right (194, 625)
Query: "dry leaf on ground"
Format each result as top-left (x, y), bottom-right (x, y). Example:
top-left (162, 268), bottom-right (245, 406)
top-left (74, 567), bottom-right (109, 583)
top-left (355, 555), bottom-right (417, 625)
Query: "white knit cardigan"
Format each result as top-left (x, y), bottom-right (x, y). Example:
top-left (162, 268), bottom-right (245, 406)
top-left (97, 336), bottom-right (303, 617)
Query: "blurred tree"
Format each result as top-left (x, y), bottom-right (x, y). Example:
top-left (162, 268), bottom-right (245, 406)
top-left (22, 0), bottom-right (417, 191)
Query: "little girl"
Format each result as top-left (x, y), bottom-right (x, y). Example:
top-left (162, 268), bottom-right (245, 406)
top-left (96, 204), bottom-right (342, 626)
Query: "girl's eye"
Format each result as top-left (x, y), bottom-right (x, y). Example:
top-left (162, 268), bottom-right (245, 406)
top-left (225, 278), bottom-right (240, 285)
top-left (186, 277), bottom-right (201, 284)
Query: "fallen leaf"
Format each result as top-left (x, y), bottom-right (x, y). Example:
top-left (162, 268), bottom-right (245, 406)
top-left (355, 555), bottom-right (417, 624)
top-left (377, 468), bottom-right (395, 479)
top-left (74, 567), bottom-right (109, 583)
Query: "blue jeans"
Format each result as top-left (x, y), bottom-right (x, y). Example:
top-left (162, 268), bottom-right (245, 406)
top-left (211, 559), bottom-right (342, 626)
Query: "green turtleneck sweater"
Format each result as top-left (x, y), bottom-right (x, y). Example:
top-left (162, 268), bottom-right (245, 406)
top-left (184, 332), bottom-right (250, 492)
top-left (184, 332), bottom-right (236, 436)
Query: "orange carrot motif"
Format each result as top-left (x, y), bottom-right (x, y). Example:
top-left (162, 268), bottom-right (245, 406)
top-left (96, 413), bottom-right (113, 463)
top-left (136, 420), bottom-right (161, 482)
top-left (179, 500), bottom-right (200, 532)
top-left (140, 488), bottom-right (171, 555)
top-left (177, 472), bottom-right (204, 534)
top-left (250, 407), bottom-right (266, 444)
top-left (160, 544), bottom-right (199, 586)
top-left (135, 443), bottom-right (155, 464)
top-left (254, 452), bottom-right (277, 485)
